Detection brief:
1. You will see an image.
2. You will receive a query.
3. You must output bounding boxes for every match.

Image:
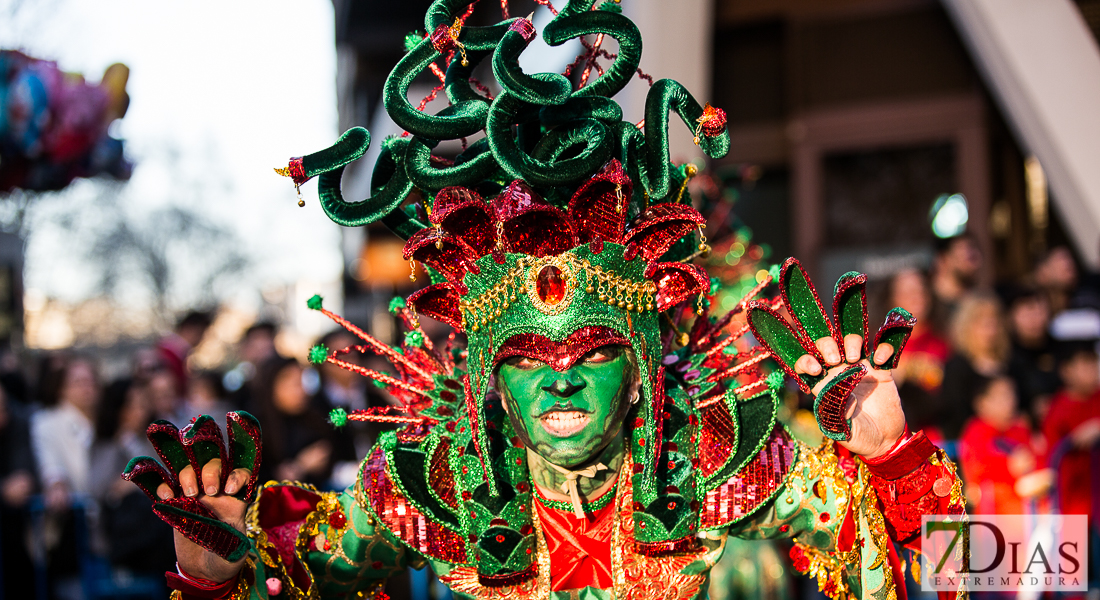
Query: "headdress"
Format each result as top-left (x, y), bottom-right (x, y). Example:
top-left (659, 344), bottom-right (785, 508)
top-left (282, 0), bottom-right (779, 586)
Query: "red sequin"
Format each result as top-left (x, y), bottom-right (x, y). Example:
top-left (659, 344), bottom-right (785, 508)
top-left (493, 326), bottom-right (630, 372)
top-left (508, 18), bottom-right (536, 42)
top-left (699, 425), bottom-right (797, 528)
top-left (698, 104), bottom-right (727, 138)
top-left (403, 229), bottom-right (481, 293)
top-left (567, 159), bottom-right (631, 245)
top-left (697, 399), bottom-right (738, 478)
top-left (360, 447), bottom-right (467, 563)
top-left (407, 283), bottom-right (464, 329)
top-left (287, 157), bottom-right (308, 185)
top-left (428, 437), bottom-right (458, 509)
top-left (492, 180), bottom-right (577, 257)
top-left (431, 187), bottom-right (496, 257)
top-left (623, 203), bottom-right (705, 262)
top-left (632, 536), bottom-right (698, 556)
top-left (646, 262), bottom-right (709, 311)
top-left (430, 23), bottom-right (458, 54)
top-left (816, 363), bottom-right (865, 439)
top-left (328, 510), bottom-right (347, 529)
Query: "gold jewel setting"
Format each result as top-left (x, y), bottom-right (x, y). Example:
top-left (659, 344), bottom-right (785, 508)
top-left (460, 253), bottom-right (657, 332)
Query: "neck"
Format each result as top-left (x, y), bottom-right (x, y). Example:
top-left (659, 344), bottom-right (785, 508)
top-left (527, 434), bottom-right (625, 504)
top-left (63, 399), bottom-right (93, 421)
top-left (1068, 386), bottom-right (1096, 400)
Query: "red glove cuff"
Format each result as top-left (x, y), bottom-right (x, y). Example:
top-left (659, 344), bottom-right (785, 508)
top-left (862, 430), bottom-right (963, 544)
top-left (860, 429), bottom-right (936, 480)
top-left (166, 565), bottom-right (239, 600)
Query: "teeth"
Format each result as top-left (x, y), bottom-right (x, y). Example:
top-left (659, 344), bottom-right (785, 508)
top-left (541, 411), bottom-right (589, 435)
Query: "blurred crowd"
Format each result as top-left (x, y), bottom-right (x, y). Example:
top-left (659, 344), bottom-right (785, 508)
top-left (882, 236), bottom-right (1100, 525)
top-left (0, 315), bottom-right (391, 599)
top-left (2, 234), bottom-right (1100, 599)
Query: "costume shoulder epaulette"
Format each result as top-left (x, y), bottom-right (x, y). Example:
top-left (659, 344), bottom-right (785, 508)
top-left (359, 425), bottom-right (470, 566)
top-left (695, 390), bottom-right (799, 531)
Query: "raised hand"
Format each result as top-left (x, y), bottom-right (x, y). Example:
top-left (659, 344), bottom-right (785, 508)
top-left (748, 258), bottom-right (915, 458)
top-left (122, 412), bottom-right (262, 583)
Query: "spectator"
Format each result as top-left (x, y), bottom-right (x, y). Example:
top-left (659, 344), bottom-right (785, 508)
top-left (1033, 246), bottom-right (1078, 317)
top-left (929, 233), bottom-right (983, 334)
top-left (312, 330), bottom-right (375, 489)
top-left (887, 269), bottom-right (951, 439)
top-left (147, 366), bottom-right (188, 424)
top-left (1043, 343), bottom-right (1100, 520)
top-left (187, 370), bottom-right (231, 427)
top-left (31, 356), bottom-right (100, 510)
top-left (223, 321), bottom-right (279, 411)
top-left (1003, 285), bottom-right (1060, 426)
top-left (958, 375), bottom-right (1052, 514)
top-left (253, 357), bottom-right (334, 486)
top-left (29, 356), bottom-right (100, 597)
top-left (156, 310), bottom-right (213, 396)
top-left (0, 380), bottom-right (37, 599)
top-left (940, 293), bottom-right (1010, 440)
top-left (89, 379), bottom-right (175, 576)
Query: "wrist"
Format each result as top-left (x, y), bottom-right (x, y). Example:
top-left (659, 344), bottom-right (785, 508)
top-left (860, 429), bottom-right (937, 480)
top-left (167, 563), bottom-right (241, 599)
top-left (861, 428), bottom-right (910, 461)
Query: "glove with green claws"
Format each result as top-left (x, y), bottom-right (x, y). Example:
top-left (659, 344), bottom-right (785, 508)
top-left (748, 258), bottom-right (914, 456)
top-left (122, 412), bottom-right (262, 567)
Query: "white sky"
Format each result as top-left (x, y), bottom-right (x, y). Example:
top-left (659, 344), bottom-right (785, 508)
top-left (1, 0), bottom-right (344, 310)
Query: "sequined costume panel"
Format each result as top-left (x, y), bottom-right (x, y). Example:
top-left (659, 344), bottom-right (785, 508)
top-left (360, 445), bottom-right (468, 564)
top-left (699, 424), bottom-right (797, 529)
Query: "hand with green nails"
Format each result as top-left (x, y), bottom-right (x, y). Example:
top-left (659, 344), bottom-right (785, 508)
top-left (747, 258), bottom-right (916, 458)
top-left (122, 412), bottom-right (262, 584)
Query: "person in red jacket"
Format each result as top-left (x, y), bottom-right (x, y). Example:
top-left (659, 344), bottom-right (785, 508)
top-left (1044, 343), bottom-right (1100, 521)
top-left (958, 375), bottom-right (1052, 514)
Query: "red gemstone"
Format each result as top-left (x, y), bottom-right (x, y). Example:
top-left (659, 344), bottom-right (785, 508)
top-left (328, 510), bottom-right (347, 529)
top-left (536, 265), bottom-right (566, 305)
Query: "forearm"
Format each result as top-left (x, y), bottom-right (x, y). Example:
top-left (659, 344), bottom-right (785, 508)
top-left (730, 432), bottom-right (964, 599)
top-left (169, 481), bottom-right (408, 600)
top-left (861, 430), bottom-right (965, 548)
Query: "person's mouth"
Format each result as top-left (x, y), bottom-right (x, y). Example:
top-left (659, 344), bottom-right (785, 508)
top-left (539, 410), bottom-right (591, 437)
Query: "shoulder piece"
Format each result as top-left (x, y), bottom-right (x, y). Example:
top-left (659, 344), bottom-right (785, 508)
top-left (246, 481), bottom-right (324, 596)
top-left (699, 391), bottom-right (777, 487)
top-left (359, 430), bottom-right (470, 565)
top-left (697, 391), bottom-right (799, 531)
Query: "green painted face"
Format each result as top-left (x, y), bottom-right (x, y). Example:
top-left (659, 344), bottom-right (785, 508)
top-left (497, 346), bottom-right (636, 469)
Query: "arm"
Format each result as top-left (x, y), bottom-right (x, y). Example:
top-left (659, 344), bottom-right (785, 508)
top-left (236, 479), bottom-right (411, 600)
top-left (122, 413), bottom-right (410, 600)
top-left (744, 261), bottom-right (966, 599)
top-left (730, 431), bottom-right (962, 600)
top-left (30, 411), bottom-right (63, 488)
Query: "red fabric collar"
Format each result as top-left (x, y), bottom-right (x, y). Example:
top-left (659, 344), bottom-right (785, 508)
top-left (494, 326), bottom-right (629, 372)
top-left (535, 492), bottom-right (617, 591)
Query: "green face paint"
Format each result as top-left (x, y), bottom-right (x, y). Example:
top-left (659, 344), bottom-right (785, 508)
top-left (497, 346), bottom-right (636, 469)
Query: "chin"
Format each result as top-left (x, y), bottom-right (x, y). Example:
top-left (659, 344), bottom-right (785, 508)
top-left (536, 441), bottom-right (601, 468)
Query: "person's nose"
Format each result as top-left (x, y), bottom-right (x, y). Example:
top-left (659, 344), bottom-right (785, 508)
top-left (541, 375), bottom-right (586, 398)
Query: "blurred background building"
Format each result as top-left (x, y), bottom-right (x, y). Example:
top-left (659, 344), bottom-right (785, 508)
top-left (332, 0), bottom-right (1100, 326)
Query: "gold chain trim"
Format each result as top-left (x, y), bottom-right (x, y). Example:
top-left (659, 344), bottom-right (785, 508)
top-left (245, 480), bottom-right (323, 600)
top-left (461, 253), bottom-right (657, 331)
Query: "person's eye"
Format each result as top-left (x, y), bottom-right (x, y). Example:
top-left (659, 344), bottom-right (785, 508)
top-left (511, 357), bottom-right (543, 370)
top-left (584, 350), bottom-right (614, 364)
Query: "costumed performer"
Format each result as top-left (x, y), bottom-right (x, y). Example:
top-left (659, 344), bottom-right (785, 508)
top-left (121, 2), bottom-right (966, 599)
